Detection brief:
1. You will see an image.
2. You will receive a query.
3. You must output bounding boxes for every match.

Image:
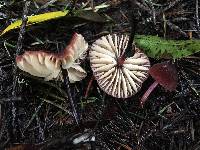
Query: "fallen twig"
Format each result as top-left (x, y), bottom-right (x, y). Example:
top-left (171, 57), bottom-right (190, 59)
top-left (9, 1), bottom-right (30, 142)
top-left (61, 68), bottom-right (79, 125)
top-left (84, 76), bottom-right (94, 98)
top-left (157, 0), bottom-right (182, 16)
top-left (166, 21), bottom-right (188, 38)
top-left (196, 0), bottom-right (200, 37)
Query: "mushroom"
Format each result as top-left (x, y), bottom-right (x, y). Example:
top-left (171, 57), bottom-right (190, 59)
top-left (16, 50), bottom-right (61, 81)
top-left (60, 33), bottom-right (88, 69)
top-left (68, 63), bottom-right (87, 83)
top-left (16, 33), bottom-right (88, 82)
top-left (140, 61), bottom-right (178, 107)
top-left (90, 34), bottom-right (150, 98)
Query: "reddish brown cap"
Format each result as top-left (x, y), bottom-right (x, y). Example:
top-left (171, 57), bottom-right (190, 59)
top-left (149, 61), bottom-right (178, 91)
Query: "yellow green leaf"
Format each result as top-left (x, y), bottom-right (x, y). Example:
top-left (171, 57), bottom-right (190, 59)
top-left (1, 10), bottom-right (69, 36)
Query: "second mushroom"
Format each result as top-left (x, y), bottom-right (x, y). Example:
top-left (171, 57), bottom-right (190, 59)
top-left (90, 34), bottom-right (150, 98)
top-left (16, 33), bottom-right (88, 83)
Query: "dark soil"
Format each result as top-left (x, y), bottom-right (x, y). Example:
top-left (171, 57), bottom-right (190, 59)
top-left (0, 0), bottom-right (200, 150)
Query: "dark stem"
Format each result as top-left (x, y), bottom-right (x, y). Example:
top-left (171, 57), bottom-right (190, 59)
top-left (61, 68), bottom-right (79, 125)
top-left (124, 19), bottom-right (136, 56)
top-left (123, 0), bottom-right (139, 58)
top-left (140, 81), bottom-right (159, 108)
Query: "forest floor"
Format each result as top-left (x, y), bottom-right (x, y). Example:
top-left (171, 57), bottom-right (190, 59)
top-left (0, 0), bottom-right (200, 150)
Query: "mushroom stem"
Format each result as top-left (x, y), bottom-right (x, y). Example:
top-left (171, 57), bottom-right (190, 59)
top-left (117, 56), bottom-right (125, 67)
top-left (140, 81), bottom-right (159, 107)
top-left (124, 0), bottom-right (139, 58)
top-left (124, 18), bottom-right (136, 58)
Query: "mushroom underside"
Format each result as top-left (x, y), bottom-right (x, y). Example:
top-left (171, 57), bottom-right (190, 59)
top-left (90, 34), bottom-right (150, 98)
top-left (16, 33), bottom-right (88, 83)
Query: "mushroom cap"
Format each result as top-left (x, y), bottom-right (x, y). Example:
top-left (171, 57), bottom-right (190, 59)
top-left (60, 33), bottom-right (88, 69)
top-left (16, 33), bottom-right (88, 82)
top-left (90, 34), bottom-right (150, 98)
top-left (68, 63), bottom-right (87, 83)
top-left (16, 51), bottom-right (61, 81)
top-left (149, 61), bottom-right (178, 91)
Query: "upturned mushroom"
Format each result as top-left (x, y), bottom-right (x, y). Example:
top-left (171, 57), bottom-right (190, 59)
top-left (90, 34), bottom-right (150, 98)
top-left (16, 33), bottom-right (88, 82)
top-left (140, 61), bottom-right (178, 107)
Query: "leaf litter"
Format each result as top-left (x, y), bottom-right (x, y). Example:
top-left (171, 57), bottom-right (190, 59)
top-left (0, 0), bottom-right (200, 149)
